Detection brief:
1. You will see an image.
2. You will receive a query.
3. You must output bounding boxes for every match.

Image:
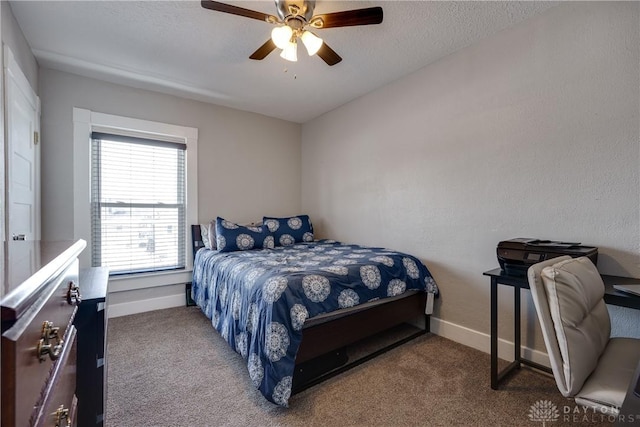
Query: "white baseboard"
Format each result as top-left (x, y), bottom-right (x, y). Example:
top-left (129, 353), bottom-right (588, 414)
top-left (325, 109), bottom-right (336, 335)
top-left (430, 316), bottom-right (551, 369)
top-left (108, 293), bottom-right (185, 318)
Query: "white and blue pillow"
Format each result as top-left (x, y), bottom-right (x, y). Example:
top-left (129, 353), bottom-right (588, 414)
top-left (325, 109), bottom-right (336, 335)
top-left (263, 215), bottom-right (314, 247)
top-left (215, 217), bottom-right (274, 252)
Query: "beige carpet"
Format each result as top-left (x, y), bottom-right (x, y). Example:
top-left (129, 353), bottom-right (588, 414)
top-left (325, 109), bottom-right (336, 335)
top-left (106, 306), bottom-right (614, 426)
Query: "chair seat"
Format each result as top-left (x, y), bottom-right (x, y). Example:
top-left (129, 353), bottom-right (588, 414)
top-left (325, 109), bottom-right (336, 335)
top-left (576, 337), bottom-right (640, 412)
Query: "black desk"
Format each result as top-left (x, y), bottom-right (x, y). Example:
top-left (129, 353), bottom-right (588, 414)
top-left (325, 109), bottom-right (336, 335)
top-left (483, 267), bottom-right (640, 389)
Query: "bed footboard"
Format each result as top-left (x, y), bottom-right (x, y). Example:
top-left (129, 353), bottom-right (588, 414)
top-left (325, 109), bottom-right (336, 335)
top-left (293, 292), bottom-right (429, 393)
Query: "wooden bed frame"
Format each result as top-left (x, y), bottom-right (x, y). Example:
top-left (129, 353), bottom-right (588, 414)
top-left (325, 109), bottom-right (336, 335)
top-left (190, 224), bottom-right (430, 393)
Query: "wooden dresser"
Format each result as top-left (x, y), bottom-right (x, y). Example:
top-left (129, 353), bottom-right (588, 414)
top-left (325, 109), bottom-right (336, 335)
top-left (1, 240), bottom-right (86, 427)
top-left (75, 267), bottom-right (109, 426)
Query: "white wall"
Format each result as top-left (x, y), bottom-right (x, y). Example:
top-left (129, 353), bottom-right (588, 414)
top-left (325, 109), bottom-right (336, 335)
top-left (39, 68), bottom-right (301, 315)
top-left (302, 1), bottom-right (640, 353)
top-left (1, 1), bottom-right (37, 92)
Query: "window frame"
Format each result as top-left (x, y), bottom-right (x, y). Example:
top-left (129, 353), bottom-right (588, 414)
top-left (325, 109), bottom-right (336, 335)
top-left (73, 108), bottom-right (198, 292)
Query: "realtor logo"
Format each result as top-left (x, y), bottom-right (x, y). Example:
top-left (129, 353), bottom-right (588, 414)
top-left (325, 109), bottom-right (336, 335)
top-left (528, 400), bottom-right (560, 426)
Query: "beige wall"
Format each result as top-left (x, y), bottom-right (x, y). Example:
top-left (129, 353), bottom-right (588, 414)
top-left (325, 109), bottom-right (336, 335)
top-left (39, 68), bottom-right (301, 240)
top-left (301, 2), bottom-right (640, 348)
top-left (30, 2), bottom-right (640, 341)
top-left (38, 68), bottom-right (301, 312)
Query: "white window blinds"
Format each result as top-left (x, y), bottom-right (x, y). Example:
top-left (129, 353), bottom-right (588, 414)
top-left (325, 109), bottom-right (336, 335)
top-left (91, 132), bottom-right (186, 275)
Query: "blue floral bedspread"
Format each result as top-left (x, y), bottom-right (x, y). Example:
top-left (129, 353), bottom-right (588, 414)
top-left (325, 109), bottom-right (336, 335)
top-left (191, 240), bottom-right (438, 406)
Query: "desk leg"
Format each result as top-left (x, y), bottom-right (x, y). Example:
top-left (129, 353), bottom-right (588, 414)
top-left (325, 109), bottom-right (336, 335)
top-left (491, 279), bottom-right (525, 389)
top-left (488, 274), bottom-right (553, 390)
top-left (514, 286), bottom-right (521, 367)
top-left (491, 277), bottom-right (498, 389)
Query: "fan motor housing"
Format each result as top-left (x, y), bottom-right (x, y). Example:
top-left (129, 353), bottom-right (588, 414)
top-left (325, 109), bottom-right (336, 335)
top-left (275, 0), bottom-right (315, 22)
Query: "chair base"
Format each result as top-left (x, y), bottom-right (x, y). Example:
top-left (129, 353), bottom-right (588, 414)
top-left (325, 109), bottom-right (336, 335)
top-left (575, 337), bottom-right (640, 414)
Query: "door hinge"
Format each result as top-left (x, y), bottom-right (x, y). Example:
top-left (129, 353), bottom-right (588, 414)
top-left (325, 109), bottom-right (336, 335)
top-left (34, 131), bottom-right (39, 145)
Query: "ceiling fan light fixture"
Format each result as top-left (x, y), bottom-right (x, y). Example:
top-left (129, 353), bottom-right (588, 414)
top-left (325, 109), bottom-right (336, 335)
top-left (300, 30), bottom-right (323, 56)
top-left (271, 25), bottom-right (293, 50)
top-left (280, 40), bottom-right (298, 62)
top-left (202, 0), bottom-right (384, 66)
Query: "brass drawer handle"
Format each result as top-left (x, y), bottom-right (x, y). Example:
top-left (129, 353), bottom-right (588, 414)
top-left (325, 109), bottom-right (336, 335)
top-left (36, 321), bottom-right (64, 362)
top-left (66, 281), bottom-right (82, 305)
top-left (53, 405), bottom-right (71, 427)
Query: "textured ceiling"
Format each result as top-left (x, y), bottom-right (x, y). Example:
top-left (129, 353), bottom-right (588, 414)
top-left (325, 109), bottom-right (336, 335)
top-left (9, 1), bottom-right (558, 123)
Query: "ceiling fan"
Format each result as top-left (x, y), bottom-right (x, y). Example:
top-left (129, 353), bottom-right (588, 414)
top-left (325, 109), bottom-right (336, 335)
top-left (201, 0), bottom-right (383, 66)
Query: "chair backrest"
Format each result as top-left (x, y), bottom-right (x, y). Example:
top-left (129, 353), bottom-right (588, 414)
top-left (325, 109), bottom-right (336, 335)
top-left (527, 256), bottom-right (611, 397)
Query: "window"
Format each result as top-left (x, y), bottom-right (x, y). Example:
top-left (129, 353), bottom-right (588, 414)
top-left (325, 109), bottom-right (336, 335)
top-left (74, 108), bottom-right (197, 291)
top-left (90, 132), bottom-right (186, 275)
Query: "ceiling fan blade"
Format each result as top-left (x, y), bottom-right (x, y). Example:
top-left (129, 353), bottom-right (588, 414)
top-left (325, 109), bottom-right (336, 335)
top-left (316, 43), bottom-right (342, 66)
top-left (249, 39), bottom-right (277, 60)
top-left (312, 7), bottom-right (383, 29)
top-left (201, 0), bottom-right (277, 23)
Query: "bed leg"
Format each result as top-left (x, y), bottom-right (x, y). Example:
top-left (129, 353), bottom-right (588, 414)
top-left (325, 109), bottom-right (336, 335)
top-left (185, 283), bottom-right (196, 307)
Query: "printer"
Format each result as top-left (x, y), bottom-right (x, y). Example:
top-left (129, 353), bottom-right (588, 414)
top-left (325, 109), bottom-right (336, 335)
top-left (497, 238), bottom-right (598, 275)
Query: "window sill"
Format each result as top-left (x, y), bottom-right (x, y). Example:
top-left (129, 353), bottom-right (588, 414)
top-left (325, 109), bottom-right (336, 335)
top-left (107, 269), bottom-right (193, 293)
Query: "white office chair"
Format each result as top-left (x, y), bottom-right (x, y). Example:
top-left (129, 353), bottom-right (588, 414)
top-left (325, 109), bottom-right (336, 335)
top-left (527, 256), bottom-right (640, 413)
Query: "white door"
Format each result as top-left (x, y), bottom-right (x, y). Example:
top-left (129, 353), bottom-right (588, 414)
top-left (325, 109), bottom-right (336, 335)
top-left (5, 46), bottom-right (40, 243)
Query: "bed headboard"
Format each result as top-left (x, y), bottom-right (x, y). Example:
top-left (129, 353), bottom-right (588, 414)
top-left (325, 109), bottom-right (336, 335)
top-left (191, 224), bottom-right (205, 261)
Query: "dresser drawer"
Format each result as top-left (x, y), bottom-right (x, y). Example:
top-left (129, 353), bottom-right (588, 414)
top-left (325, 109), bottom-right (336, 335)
top-left (1, 260), bottom-right (79, 426)
top-left (33, 327), bottom-right (78, 427)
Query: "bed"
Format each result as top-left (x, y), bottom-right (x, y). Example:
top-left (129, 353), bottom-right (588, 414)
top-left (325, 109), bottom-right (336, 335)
top-left (191, 220), bottom-right (438, 406)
